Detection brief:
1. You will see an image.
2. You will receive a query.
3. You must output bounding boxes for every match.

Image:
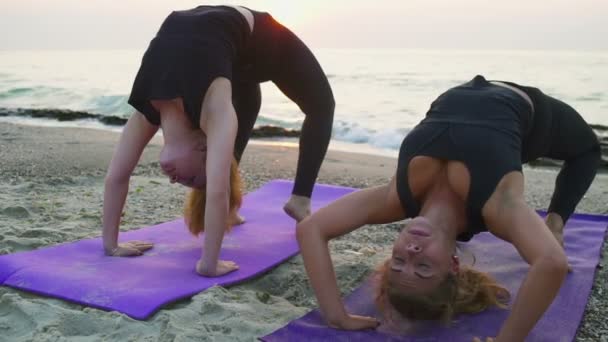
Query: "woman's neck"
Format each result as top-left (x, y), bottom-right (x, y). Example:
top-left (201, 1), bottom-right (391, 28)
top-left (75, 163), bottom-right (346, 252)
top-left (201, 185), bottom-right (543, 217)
top-left (159, 110), bottom-right (195, 145)
top-left (419, 184), bottom-right (467, 239)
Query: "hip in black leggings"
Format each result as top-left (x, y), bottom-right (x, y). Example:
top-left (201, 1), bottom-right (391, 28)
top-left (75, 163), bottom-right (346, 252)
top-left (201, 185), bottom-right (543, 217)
top-left (233, 8), bottom-right (335, 198)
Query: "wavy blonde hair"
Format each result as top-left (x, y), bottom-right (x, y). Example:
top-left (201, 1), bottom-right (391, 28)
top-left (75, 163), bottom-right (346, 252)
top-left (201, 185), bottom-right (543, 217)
top-left (375, 259), bottom-right (510, 324)
top-left (183, 158), bottom-right (243, 236)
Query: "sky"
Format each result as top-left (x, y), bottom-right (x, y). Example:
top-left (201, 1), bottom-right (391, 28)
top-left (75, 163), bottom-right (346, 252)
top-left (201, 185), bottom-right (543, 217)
top-left (1, 0), bottom-right (607, 50)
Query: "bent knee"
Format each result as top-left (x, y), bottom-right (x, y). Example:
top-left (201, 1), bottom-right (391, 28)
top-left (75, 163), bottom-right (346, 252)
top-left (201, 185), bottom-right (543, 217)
top-left (295, 220), bottom-right (309, 243)
top-left (295, 217), bottom-right (318, 243)
top-left (323, 94), bottom-right (336, 115)
top-left (300, 92), bottom-right (335, 119)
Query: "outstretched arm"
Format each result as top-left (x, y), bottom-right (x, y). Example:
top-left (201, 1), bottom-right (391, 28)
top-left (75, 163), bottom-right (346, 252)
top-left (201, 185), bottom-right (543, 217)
top-left (102, 112), bottom-right (158, 255)
top-left (296, 176), bottom-right (405, 330)
top-left (197, 78), bottom-right (239, 277)
top-left (484, 174), bottom-right (568, 342)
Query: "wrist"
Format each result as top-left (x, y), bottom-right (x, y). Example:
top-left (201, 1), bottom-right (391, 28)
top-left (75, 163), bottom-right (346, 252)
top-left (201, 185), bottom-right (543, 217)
top-left (325, 311), bottom-right (348, 329)
top-left (497, 321), bottom-right (525, 342)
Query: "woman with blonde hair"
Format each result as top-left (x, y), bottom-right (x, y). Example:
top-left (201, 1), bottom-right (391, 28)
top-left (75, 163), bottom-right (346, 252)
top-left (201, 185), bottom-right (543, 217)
top-left (102, 5), bottom-right (334, 277)
top-left (296, 75), bottom-right (600, 340)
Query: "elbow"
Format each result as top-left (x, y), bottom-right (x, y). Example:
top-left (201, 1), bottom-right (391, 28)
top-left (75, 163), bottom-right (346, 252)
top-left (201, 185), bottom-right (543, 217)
top-left (539, 249), bottom-right (569, 280)
top-left (296, 217), bottom-right (322, 246)
top-left (324, 312), bottom-right (347, 329)
top-left (104, 172), bottom-right (129, 188)
top-left (295, 219), bottom-right (311, 245)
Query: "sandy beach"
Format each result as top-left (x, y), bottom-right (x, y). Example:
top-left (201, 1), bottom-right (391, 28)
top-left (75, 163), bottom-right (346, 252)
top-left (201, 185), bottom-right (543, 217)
top-left (0, 121), bottom-right (606, 341)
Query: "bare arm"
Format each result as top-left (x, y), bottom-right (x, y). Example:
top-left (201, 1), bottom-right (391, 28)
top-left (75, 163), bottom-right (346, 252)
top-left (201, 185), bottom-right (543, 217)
top-left (296, 176), bottom-right (405, 329)
top-left (197, 78), bottom-right (239, 275)
top-left (484, 179), bottom-right (568, 342)
top-left (102, 112), bottom-right (158, 254)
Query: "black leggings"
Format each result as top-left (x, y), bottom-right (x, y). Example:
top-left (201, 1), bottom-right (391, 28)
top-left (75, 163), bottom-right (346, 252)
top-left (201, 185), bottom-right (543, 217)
top-left (232, 80), bottom-right (261, 163)
top-left (231, 77), bottom-right (335, 198)
top-left (541, 96), bottom-right (601, 222)
top-left (501, 81), bottom-right (601, 223)
top-left (273, 33), bottom-right (335, 198)
top-left (232, 17), bottom-right (335, 198)
top-left (548, 145), bottom-right (601, 222)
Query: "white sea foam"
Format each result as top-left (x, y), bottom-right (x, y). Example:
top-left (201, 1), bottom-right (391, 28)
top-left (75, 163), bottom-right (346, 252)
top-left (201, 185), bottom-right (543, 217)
top-left (1, 48), bottom-right (606, 155)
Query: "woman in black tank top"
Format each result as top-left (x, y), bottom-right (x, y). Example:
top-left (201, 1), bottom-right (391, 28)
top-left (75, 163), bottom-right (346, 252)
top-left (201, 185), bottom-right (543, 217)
top-left (297, 75), bottom-right (600, 340)
top-left (102, 5), bottom-right (334, 278)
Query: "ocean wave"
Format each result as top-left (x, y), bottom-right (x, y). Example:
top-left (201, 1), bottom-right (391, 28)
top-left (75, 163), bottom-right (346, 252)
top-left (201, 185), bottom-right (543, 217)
top-left (332, 121), bottom-right (410, 150)
top-left (0, 85), bottom-right (133, 118)
top-left (0, 86), bottom-right (62, 99)
top-left (86, 94), bottom-right (126, 109)
top-left (2, 106), bottom-right (608, 169)
top-left (575, 93), bottom-right (604, 102)
top-left (0, 107), bottom-right (127, 125)
top-left (0, 86), bottom-right (82, 108)
top-left (255, 116), bottom-right (301, 129)
top-left (84, 95), bottom-right (132, 117)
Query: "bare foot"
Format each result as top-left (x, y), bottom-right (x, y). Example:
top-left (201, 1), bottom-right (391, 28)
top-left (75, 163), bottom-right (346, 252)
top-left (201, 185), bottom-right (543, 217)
top-left (283, 194), bottom-right (311, 222)
top-left (229, 210), bottom-right (245, 226)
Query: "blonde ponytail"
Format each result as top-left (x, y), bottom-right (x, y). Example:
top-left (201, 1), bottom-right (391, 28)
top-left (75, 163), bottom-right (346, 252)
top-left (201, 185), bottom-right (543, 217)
top-left (184, 158), bottom-right (243, 235)
top-left (375, 258), bottom-right (510, 324)
top-left (453, 267), bottom-right (510, 315)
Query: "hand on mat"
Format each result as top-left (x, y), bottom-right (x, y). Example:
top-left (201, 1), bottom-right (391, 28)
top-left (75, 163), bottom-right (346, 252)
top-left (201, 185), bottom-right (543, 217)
top-left (472, 337), bottom-right (495, 342)
top-left (329, 314), bottom-right (379, 331)
top-left (107, 241), bottom-right (154, 257)
top-left (196, 259), bottom-right (239, 277)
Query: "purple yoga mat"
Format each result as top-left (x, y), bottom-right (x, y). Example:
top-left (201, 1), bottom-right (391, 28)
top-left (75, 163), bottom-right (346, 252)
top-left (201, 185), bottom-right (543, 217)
top-left (262, 212), bottom-right (608, 342)
top-left (0, 180), bottom-right (355, 320)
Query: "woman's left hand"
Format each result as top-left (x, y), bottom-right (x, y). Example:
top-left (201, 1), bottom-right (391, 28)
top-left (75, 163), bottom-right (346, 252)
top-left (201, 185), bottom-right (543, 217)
top-left (473, 337), bottom-right (495, 342)
top-left (329, 314), bottom-right (379, 331)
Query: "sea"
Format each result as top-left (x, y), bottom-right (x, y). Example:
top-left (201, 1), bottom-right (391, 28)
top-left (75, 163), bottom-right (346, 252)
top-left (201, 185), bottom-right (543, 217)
top-left (1, 48), bottom-right (606, 157)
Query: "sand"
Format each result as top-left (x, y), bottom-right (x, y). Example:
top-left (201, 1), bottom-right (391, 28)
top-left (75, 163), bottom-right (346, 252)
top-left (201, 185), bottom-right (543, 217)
top-left (0, 121), bottom-right (606, 341)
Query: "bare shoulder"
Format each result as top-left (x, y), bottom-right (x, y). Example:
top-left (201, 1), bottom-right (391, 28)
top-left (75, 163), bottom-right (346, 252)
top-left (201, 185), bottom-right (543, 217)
top-left (126, 111), bottom-right (158, 134)
top-left (482, 171), bottom-right (525, 241)
top-left (367, 175), bottom-right (406, 224)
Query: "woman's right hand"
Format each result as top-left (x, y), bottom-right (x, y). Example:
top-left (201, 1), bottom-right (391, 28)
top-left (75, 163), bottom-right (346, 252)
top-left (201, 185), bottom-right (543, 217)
top-left (329, 314), bottom-right (379, 331)
top-left (105, 241), bottom-right (154, 257)
top-left (473, 337), bottom-right (495, 342)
